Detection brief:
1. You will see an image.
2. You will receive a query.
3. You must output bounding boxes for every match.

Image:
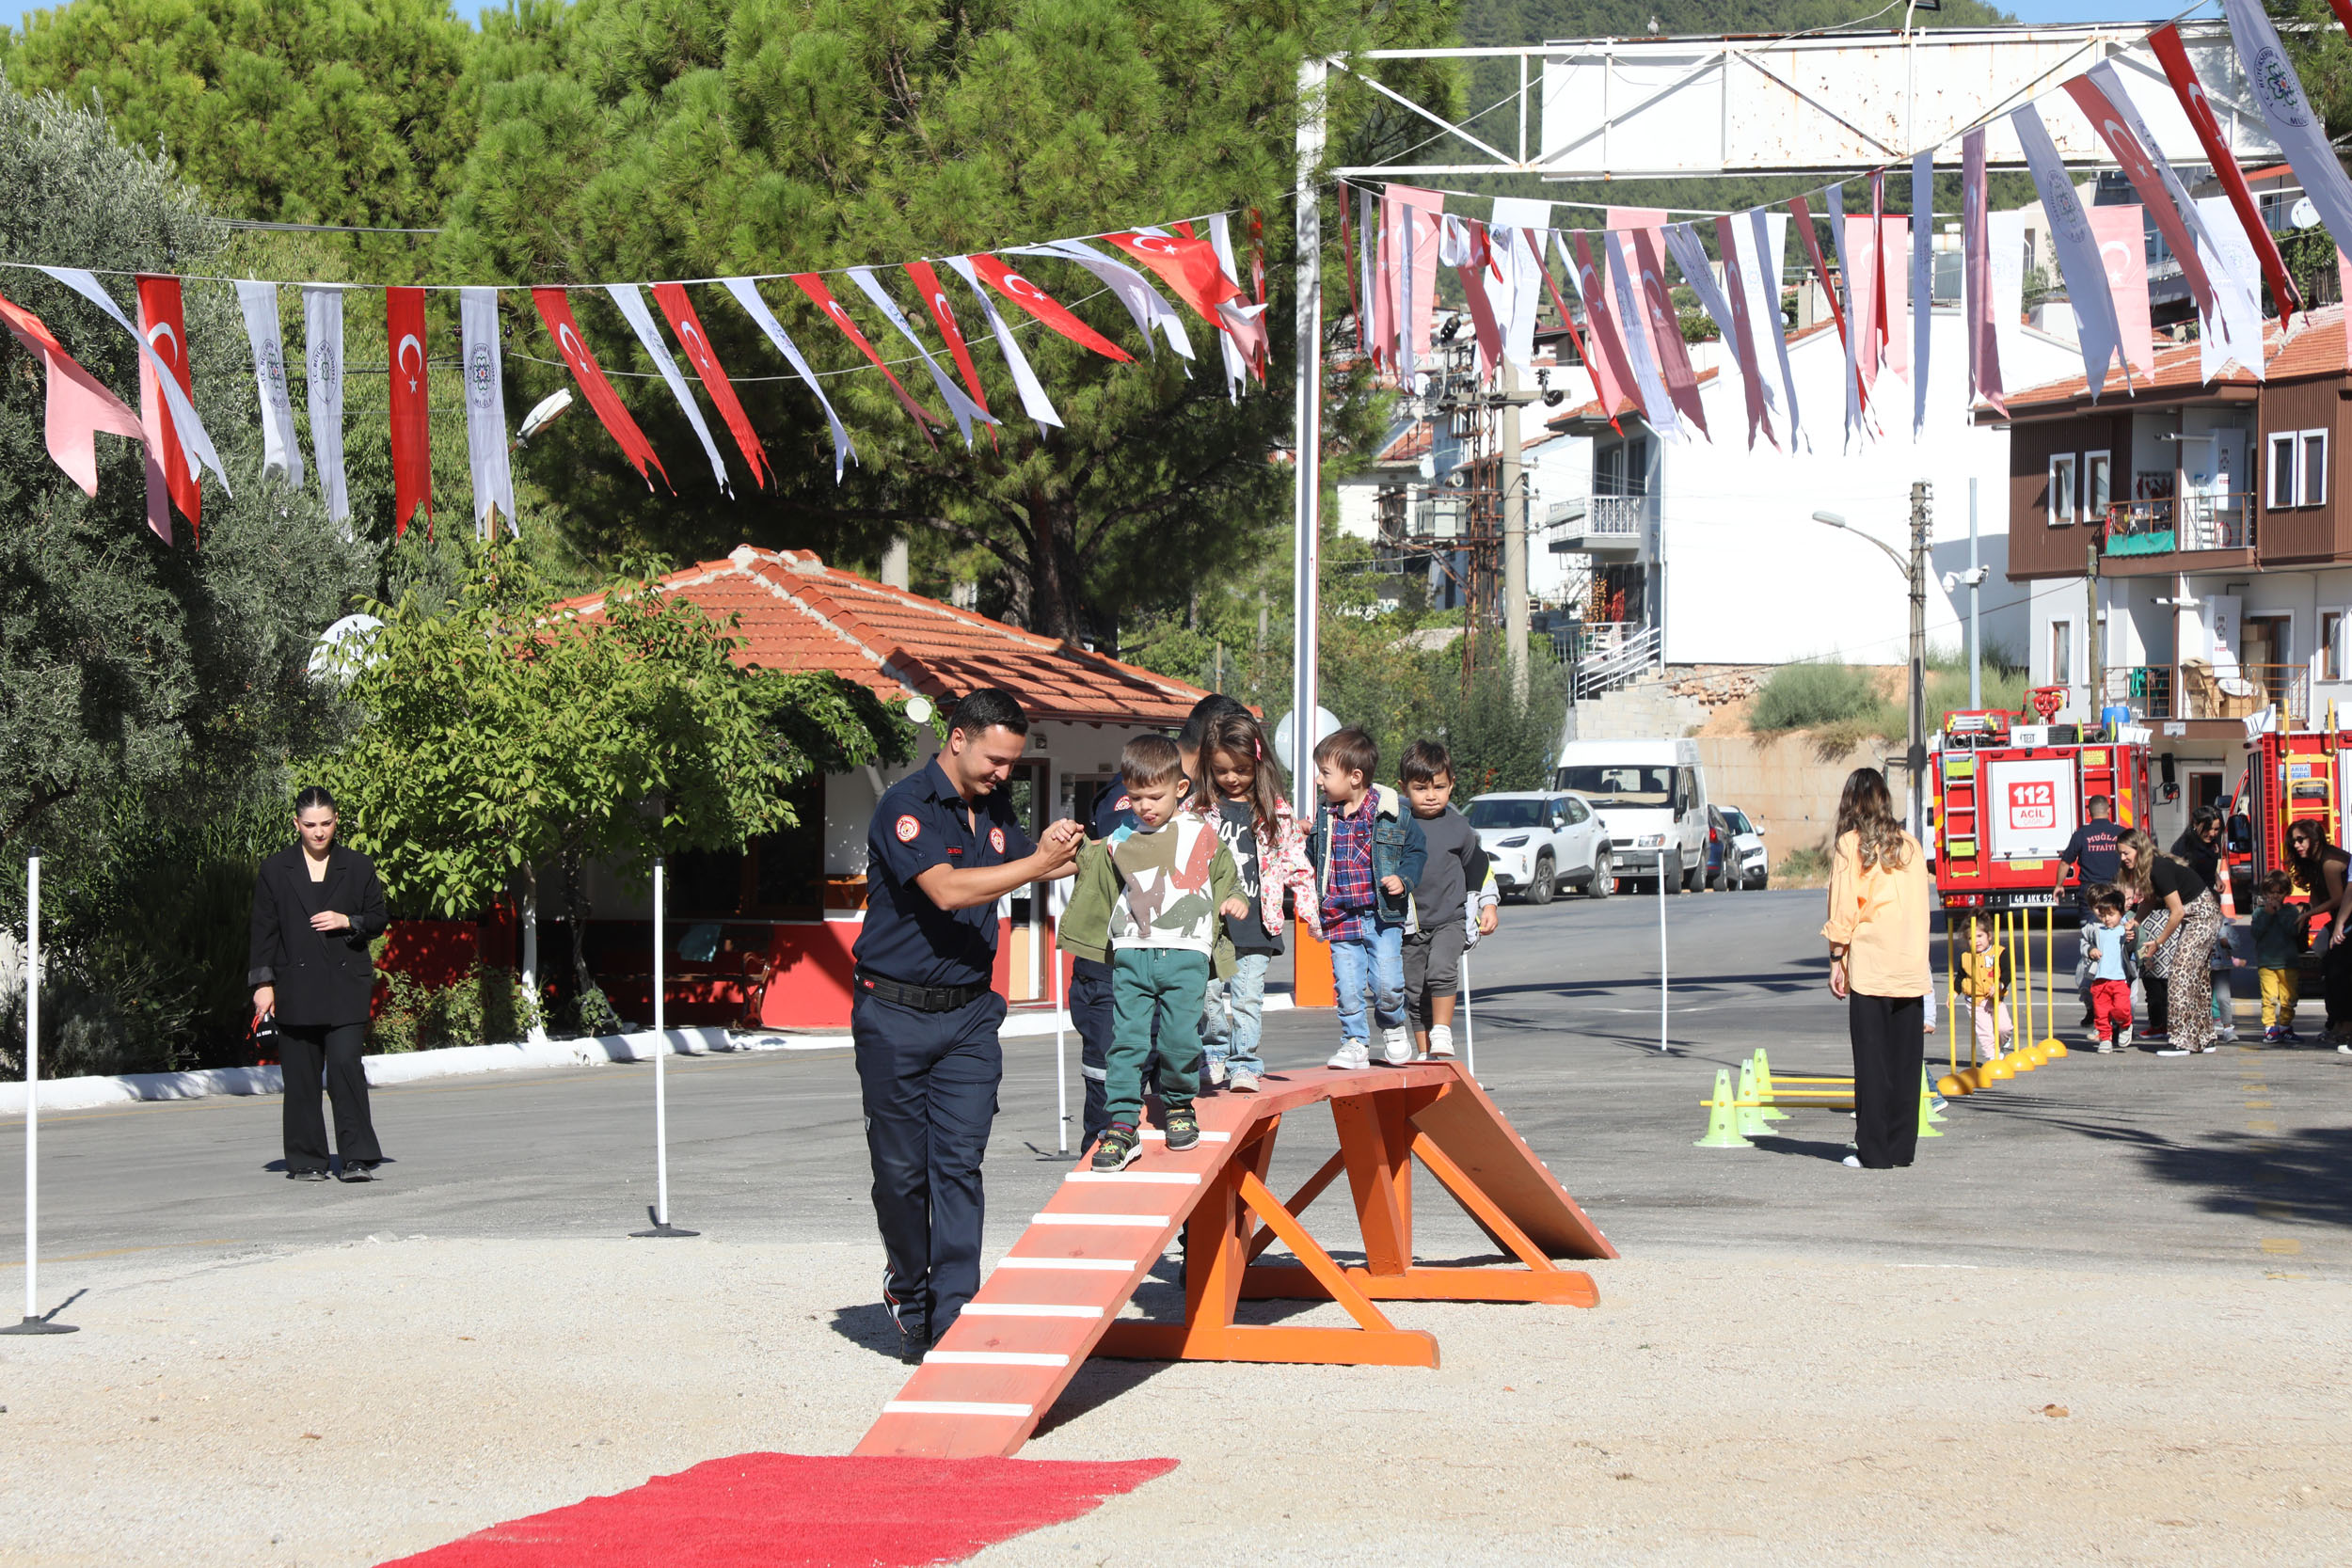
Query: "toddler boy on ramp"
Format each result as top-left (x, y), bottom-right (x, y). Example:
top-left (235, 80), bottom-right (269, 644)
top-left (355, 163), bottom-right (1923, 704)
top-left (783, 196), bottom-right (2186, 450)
top-left (1058, 735), bottom-right (1248, 1172)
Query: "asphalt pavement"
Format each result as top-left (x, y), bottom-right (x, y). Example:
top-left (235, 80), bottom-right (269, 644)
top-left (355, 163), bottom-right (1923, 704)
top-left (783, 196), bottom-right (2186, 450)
top-left (6, 885), bottom-right (2342, 1292)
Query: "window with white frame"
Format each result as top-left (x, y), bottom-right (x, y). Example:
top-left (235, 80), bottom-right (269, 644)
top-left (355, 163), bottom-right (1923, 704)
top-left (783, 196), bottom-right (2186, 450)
top-left (2323, 608), bottom-right (2348, 683)
top-left (2085, 450), bottom-right (2111, 524)
top-left (2268, 429), bottom-right (2329, 509)
top-left (2050, 619), bottom-right (2075, 687)
top-left (2049, 452), bottom-right (2078, 526)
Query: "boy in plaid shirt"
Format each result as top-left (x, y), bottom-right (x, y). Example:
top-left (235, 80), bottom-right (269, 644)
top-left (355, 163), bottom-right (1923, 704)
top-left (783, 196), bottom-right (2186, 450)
top-left (1305, 728), bottom-right (1427, 1069)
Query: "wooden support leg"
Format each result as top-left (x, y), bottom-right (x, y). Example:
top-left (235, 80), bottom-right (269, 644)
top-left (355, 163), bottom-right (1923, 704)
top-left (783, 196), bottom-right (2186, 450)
top-left (1331, 1092), bottom-right (1412, 1275)
top-left (1244, 1149), bottom-right (1343, 1264)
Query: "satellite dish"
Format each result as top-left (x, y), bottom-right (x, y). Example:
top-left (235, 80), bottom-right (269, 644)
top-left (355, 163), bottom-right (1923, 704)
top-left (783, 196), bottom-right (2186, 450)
top-left (904, 695), bottom-right (935, 725)
top-left (1269, 705), bottom-right (1343, 771)
top-left (308, 613), bottom-right (384, 684)
top-left (2292, 197), bottom-right (2321, 230)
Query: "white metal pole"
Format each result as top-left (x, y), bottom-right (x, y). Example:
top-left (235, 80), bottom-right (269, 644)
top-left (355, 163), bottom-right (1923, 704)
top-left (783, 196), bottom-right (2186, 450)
top-left (8, 852), bottom-right (73, 1334)
top-left (1054, 949), bottom-right (1069, 1155)
top-left (632, 855), bottom-right (694, 1237)
top-left (1968, 477), bottom-right (1983, 709)
top-left (1291, 56), bottom-right (1327, 825)
top-left (1658, 853), bottom-right (1670, 1053)
top-left (1459, 950), bottom-right (1475, 1081)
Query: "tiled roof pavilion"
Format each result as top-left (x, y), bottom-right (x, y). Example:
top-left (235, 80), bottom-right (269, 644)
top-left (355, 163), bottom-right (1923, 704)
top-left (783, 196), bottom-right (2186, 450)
top-left (552, 546), bottom-right (1207, 727)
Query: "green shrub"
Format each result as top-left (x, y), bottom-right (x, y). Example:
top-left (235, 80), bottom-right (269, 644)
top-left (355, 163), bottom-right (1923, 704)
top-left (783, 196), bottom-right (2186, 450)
top-left (1751, 661), bottom-right (1883, 732)
top-left (368, 964), bottom-right (541, 1055)
top-left (1774, 846), bottom-right (1832, 886)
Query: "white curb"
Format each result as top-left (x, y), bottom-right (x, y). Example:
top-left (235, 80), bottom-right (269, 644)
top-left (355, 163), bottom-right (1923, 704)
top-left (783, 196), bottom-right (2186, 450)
top-left (0, 993), bottom-right (1297, 1117)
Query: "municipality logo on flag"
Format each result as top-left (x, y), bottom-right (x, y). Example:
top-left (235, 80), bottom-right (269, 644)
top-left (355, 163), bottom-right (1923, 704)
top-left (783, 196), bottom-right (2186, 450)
top-left (469, 343), bottom-right (495, 407)
top-left (2255, 45), bottom-right (2310, 130)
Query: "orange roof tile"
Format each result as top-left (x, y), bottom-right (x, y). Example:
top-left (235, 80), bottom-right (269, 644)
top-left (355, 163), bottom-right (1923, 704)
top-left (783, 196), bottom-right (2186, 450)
top-left (551, 547), bottom-right (1208, 727)
top-left (1996, 305), bottom-right (2351, 414)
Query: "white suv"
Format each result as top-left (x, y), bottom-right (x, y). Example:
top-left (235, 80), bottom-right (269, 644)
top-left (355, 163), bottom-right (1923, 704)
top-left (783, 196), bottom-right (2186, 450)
top-left (1466, 791), bottom-right (1614, 904)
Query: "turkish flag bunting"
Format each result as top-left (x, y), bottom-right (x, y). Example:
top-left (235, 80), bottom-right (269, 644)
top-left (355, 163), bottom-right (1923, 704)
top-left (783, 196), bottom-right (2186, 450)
top-left (791, 273), bottom-right (942, 444)
top-left (385, 287), bottom-right (433, 536)
top-left (902, 261), bottom-right (996, 447)
top-left (0, 288), bottom-right (143, 499)
top-left (2148, 24), bottom-right (2301, 320)
top-left (648, 282), bottom-right (768, 488)
top-left (967, 254), bottom-right (1133, 362)
top-left (1099, 231), bottom-right (1241, 324)
top-left (135, 275), bottom-right (199, 543)
top-left (532, 288), bottom-right (667, 490)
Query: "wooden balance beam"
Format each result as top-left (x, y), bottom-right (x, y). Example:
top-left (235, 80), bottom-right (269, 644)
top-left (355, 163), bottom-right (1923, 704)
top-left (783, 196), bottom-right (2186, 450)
top-left (852, 1060), bottom-right (1615, 1460)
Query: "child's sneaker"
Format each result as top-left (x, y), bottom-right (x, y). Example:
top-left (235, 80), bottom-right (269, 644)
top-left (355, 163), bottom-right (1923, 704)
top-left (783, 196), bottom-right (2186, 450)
top-left (2264, 1025), bottom-right (2285, 1043)
top-left (1327, 1040), bottom-right (1371, 1070)
top-left (1380, 1026), bottom-right (1412, 1066)
top-left (1090, 1125), bottom-right (1142, 1172)
top-left (1163, 1107), bottom-right (1200, 1151)
top-left (1228, 1071), bottom-right (1260, 1094)
top-left (1426, 1024), bottom-right (1454, 1058)
top-left (2094, 1036), bottom-right (2112, 1053)
top-left (2117, 1028), bottom-right (2133, 1051)
top-left (1205, 1058), bottom-right (1227, 1087)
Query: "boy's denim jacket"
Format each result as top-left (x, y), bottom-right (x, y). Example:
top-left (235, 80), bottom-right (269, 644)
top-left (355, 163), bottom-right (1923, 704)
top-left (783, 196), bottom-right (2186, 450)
top-left (1306, 784), bottom-right (1429, 929)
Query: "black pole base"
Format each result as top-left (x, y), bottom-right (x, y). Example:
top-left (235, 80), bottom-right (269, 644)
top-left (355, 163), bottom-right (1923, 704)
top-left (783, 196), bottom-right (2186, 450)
top-left (0, 1317), bottom-right (78, 1335)
top-left (630, 1206), bottom-right (699, 1238)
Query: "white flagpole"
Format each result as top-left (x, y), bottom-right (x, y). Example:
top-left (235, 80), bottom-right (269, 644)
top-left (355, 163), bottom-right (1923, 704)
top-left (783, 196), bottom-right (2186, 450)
top-left (1658, 856), bottom-right (1670, 1053)
top-left (7, 853), bottom-right (75, 1335)
top-left (633, 856), bottom-right (695, 1237)
top-left (1054, 951), bottom-right (1069, 1154)
top-left (1460, 949), bottom-right (1476, 1081)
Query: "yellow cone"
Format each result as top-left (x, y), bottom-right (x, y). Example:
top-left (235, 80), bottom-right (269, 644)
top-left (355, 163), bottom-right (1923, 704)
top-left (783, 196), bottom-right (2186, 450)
top-left (1695, 1069), bottom-right (1753, 1148)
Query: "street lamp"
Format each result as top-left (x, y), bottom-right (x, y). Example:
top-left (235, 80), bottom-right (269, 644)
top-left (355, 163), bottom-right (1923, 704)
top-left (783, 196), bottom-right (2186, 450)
top-left (1814, 499), bottom-right (1931, 842)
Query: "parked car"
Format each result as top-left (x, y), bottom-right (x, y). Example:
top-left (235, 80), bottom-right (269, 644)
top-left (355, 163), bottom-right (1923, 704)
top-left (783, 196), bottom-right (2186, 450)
top-left (1719, 804), bottom-right (1769, 890)
top-left (1704, 805), bottom-right (1730, 890)
top-left (1555, 737), bottom-right (1708, 893)
top-left (1465, 790), bottom-right (1614, 904)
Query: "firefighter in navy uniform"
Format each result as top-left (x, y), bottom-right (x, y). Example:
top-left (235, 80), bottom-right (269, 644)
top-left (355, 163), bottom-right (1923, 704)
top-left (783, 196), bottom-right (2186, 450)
top-left (853, 688), bottom-right (1082, 1361)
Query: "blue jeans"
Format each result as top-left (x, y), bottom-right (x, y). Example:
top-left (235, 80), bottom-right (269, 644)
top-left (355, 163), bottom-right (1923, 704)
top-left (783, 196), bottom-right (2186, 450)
top-left (1202, 952), bottom-right (1271, 1077)
top-left (1330, 926), bottom-right (1407, 1043)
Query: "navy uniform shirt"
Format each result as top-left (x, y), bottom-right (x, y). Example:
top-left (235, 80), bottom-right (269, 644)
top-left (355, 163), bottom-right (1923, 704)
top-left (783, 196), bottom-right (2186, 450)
top-left (854, 757), bottom-right (1037, 988)
top-left (1090, 782), bottom-right (1138, 839)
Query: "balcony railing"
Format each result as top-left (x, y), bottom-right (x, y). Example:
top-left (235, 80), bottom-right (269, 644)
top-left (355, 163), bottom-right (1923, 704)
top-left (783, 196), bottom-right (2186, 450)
top-left (2099, 662), bottom-right (2310, 724)
top-left (1574, 621), bottom-right (1661, 699)
top-left (2101, 493), bottom-right (2256, 556)
top-left (1544, 492), bottom-right (1656, 546)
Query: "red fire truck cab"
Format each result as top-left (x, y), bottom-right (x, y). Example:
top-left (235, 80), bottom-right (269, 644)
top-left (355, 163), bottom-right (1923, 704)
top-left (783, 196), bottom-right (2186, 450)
top-left (1930, 708), bottom-right (2153, 911)
top-left (2232, 728), bottom-right (2346, 901)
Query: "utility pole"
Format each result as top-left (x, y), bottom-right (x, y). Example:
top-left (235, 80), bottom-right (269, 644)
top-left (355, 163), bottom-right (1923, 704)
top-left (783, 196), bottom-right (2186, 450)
top-left (1290, 56), bottom-right (1327, 824)
top-left (1501, 360), bottom-right (1530, 703)
top-left (1908, 481), bottom-right (1930, 843)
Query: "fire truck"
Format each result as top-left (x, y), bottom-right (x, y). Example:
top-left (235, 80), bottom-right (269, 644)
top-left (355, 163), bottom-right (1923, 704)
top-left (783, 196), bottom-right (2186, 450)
top-left (1928, 695), bottom-right (2154, 911)
top-left (2228, 727), bottom-right (2345, 897)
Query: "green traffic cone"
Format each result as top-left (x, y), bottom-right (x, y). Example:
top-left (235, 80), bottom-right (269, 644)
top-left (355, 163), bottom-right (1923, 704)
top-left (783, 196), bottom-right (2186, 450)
top-left (1915, 1071), bottom-right (1945, 1139)
top-left (1919, 1065), bottom-right (1947, 1124)
top-left (1752, 1048), bottom-right (1791, 1122)
top-left (1734, 1058), bottom-right (1772, 1138)
top-left (1696, 1069), bottom-right (1753, 1148)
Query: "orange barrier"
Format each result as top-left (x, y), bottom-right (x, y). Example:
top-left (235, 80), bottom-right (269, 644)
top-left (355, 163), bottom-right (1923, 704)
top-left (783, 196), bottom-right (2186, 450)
top-left (853, 1061), bottom-right (1614, 1459)
top-left (1291, 916), bottom-right (1335, 1008)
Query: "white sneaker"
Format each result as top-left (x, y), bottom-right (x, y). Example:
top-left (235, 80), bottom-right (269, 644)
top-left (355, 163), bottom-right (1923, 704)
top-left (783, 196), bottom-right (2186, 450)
top-left (1228, 1071), bottom-right (1260, 1094)
top-left (1327, 1040), bottom-right (1371, 1070)
top-left (1427, 1024), bottom-right (1454, 1059)
top-left (1380, 1026), bottom-right (1412, 1066)
top-left (2117, 1029), bottom-right (2133, 1052)
top-left (1205, 1058), bottom-right (1228, 1087)
top-left (1841, 1155), bottom-right (1863, 1168)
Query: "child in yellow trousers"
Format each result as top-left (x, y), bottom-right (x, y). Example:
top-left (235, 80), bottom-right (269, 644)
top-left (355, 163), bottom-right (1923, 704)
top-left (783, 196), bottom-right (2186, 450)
top-left (1958, 914), bottom-right (2010, 1062)
top-left (2249, 870), bottom-right (2308, 1044)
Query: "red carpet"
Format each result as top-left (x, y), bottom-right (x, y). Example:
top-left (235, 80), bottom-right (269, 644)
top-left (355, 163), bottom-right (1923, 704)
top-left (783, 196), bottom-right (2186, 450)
top-left (377, 1453), bottom-right (1178, 1568)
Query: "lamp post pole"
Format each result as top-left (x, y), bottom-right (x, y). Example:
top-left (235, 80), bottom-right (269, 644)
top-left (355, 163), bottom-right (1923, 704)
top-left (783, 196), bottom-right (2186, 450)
top-left (1816, 493), bottom-right (1931, 839)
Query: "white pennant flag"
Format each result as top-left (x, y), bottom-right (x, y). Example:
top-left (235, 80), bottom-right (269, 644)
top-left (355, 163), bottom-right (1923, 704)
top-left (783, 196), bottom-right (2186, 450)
top-left (1488, 198), bottom-right (1549, 372)
top-left (1603, 230), bottom-right (1680, 442)
top-left (1913, 150), bottom-right (1933, 438)
top-left (2012, 103), bottom-right (2127, 401)
top-left (233, 281), bottom-right (301, 485)
top-left (1989, 208), bottom-right (2030, 392)
top-left (607, 283), bottom-right (732, 495)
top-left (2195, 197), bottom-right (2267, 383)
top-left (1023, 240), bottom-right (1195, 360)
top-left (39, 266), bottom-right (230, 496)
top-left (302, 287), bottom-right (349, 534)
top-left (845, 267), bottom-right (996, 448)
top-left (1746, 210), bottom-right (1800, 446)
top-left (2223, 0), bottom-right (2352, 266)
top-left (1207, 214), bottom-right (1250, 401)
top-left (459, 287), bottom-right (517, 537)
top-left (721, 277), bottom-right (855, 482)
top-left (1825, 184), bottom-right (1865, 444)
top-left (942, 255), bottom-right (1060, 433)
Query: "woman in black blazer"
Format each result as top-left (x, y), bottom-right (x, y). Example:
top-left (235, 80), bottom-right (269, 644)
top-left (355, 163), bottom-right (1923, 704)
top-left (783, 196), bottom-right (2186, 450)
top-left (248, 786), bottom-right (389, 1181)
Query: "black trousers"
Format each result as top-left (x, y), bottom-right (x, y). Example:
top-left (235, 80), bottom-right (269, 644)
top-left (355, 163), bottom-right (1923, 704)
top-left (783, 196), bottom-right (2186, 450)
top-left (1073, 958), bottom-right (1157, 1153)
top-left (2143, 975), bottom-right (2170, 1035)
top-left (852, 987), bottom-right (1004, 1340)
top-left (2325, 941), bottom-right (2352, 1030)
top-left (1848, 993), bottom-right (1923, 1170)
top-left (279, 1022), bottom-right (381, 1174)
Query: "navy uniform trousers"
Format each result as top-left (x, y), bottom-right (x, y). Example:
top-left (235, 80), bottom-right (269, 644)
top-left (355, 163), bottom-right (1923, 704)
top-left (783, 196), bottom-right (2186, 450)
top-left (852, 986), bottom-right (1005, 1339)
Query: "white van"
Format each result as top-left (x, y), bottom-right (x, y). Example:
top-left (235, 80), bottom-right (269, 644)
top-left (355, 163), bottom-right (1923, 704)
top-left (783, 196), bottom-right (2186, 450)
top-left (1554, 737), bottom-right (1710, 894)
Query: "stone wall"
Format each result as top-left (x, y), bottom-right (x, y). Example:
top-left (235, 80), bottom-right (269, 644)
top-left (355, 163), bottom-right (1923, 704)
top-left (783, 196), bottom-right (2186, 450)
top-left (1697, 732), bottom-right (1895, 865)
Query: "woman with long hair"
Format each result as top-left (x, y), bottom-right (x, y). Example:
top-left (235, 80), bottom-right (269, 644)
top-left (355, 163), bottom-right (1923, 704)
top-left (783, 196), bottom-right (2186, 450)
top-left (1821, 767), bottom-right (1931, 1170)
top-left (2117, 826), bottom-right (2221, 1054)
top-left (248, 785), bottom-right (390, 1180)
top-left (2285, 818), bottom-right (2352, 1048)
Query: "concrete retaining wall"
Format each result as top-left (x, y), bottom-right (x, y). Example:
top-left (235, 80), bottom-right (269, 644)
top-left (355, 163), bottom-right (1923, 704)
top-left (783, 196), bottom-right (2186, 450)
top-left (1697, 733), bottom-right (1882, 862)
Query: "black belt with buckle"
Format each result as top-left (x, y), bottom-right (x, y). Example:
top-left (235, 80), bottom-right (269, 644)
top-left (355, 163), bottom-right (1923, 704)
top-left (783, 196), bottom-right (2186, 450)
top-left (854, 969), bottom-right (989, 1013)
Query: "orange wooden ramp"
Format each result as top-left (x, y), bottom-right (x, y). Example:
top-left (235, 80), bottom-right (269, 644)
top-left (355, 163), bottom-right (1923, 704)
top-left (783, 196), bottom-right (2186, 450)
top-left (853, 1061), bottom-right (1615, 1459)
